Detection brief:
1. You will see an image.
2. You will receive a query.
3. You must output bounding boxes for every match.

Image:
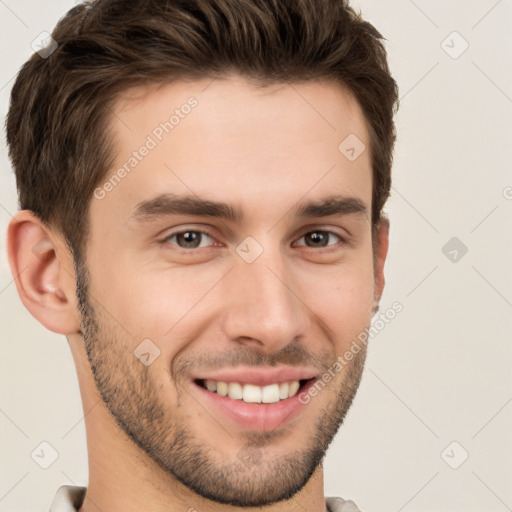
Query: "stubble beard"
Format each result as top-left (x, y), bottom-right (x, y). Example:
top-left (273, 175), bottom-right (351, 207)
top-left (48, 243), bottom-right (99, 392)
top-left (74, 258), bottom-right (367, 507)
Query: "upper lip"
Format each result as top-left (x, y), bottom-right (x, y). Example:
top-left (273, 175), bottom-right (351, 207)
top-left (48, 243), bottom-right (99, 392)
top-left (193, 366), bottom-right (318, 387)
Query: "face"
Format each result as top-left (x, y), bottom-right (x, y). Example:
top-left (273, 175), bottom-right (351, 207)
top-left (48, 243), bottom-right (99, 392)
top-left (76, 75), bottom-right (383, 507)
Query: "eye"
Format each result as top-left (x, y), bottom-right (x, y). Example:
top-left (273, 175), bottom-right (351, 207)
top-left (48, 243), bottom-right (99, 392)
top-left (294, 230), bottom-right (343, 249)
top-left (162, 230), bottom-right (215, 250)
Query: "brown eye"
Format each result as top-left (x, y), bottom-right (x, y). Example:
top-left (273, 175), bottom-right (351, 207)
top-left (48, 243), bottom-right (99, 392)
top-left (164, 230), bottom-right (214, 249)
top-left (296, 231), bottom-right (342, 248)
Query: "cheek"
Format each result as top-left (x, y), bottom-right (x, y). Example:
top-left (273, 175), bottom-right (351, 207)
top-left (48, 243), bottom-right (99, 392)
top-left (90, 255), bottom-right (223, 341)
top-left (299, 258), bottom-right (375, 342)
top-left (87, 234), bottom-right (375, 350)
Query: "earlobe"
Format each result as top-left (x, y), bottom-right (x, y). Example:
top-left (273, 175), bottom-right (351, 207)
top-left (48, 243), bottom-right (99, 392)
top-left (7, 210), bottom-right (81, 335)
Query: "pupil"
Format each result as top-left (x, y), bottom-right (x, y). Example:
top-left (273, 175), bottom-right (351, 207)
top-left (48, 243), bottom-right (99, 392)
top-left (307, 232), bottom-right (327, 247)
top-left (179, 231), bottom-right (200, 248)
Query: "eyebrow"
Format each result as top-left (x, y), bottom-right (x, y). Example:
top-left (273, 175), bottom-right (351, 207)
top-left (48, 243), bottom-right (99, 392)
top-left (129, 193), bottom-right (368, 224)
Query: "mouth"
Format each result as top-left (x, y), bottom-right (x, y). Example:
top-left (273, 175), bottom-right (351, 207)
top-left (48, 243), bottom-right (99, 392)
top-left (192, 377), bottom-right (318, 431)
top-left (194, 378), bottom-right (314, 404)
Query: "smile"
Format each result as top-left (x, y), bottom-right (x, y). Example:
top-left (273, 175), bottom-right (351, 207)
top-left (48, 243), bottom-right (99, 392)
top-left (192, 375), bottom-right (318, 431)
top-left (196, 378), bottom-right (310, 404)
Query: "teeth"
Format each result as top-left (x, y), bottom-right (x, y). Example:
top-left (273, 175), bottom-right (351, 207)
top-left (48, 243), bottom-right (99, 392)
top-left (278, 382), bottom-right (289, 400)
top-left (243, 384), bottom-right (261, 403)
top-left (217, 381), bottom-right (228, 396)
top-left (261, 384), bottom-right (280, 403)
top-left (288, 380), bottom-right (300, 396)
top-left (228, 382), bottom-right (243, 400)
top-left (201, 379), bottom-right (303, 403)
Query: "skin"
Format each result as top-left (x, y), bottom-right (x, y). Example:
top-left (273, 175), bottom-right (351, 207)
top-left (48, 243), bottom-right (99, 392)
top-left (7, 74), bottom-right (389, 512)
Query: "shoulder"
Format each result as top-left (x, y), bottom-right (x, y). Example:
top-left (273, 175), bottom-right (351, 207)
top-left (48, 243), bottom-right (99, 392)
top-left (49, 485), bottom-right (87, 512)
top-left (325, 496), bottom-right (363, 512)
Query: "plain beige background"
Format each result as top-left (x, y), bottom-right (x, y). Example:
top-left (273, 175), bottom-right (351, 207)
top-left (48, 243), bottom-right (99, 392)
top-left (1, 1), bottom-right (511, 511)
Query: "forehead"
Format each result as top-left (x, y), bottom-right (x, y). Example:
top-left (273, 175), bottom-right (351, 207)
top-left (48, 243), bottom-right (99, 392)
top-left (92, 75), bottom-right (372, 227)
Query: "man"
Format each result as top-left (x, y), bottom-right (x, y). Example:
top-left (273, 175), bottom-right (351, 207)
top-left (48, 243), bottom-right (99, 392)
top-left (6, 0), bottom-right (398, 510)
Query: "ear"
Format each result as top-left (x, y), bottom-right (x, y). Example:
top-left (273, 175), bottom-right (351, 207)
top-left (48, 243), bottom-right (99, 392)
top-left (372, 216), bottom-right (390, 313)
top-left (6, 210), bottom-right (81, 335)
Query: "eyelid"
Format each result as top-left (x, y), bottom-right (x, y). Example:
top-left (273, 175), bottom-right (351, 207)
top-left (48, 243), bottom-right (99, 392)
top-left (293, 230), bottom-right (342, 247)
top-left (159, 227), bottom-right (218, 249)
top-left (159, 225), bottom-right (350, 251)
top-left (293, 222), bottom-right (351, 241)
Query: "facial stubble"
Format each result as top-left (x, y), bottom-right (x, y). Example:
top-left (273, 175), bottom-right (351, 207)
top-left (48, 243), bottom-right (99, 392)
top-left (74, 258), bottom-right (368, 507)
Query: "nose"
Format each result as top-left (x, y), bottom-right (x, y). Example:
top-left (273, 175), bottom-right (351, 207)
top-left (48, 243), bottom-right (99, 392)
top-left (219, 242), bottom-right (311, 353)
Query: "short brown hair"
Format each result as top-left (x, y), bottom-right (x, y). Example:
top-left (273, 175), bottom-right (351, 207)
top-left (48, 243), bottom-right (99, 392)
top-left (6, 0), bottom-right (399, 263)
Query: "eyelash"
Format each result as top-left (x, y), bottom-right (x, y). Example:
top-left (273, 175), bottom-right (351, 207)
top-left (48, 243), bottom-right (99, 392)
top-left (159, 228), bottom-right (347, 252)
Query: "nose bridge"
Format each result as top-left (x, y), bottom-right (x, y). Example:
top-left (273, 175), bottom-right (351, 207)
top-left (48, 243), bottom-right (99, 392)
top-left (221, 240), bottom-right (310, 350)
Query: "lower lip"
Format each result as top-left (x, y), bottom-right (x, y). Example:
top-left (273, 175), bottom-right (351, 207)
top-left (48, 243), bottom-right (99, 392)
top-left (193, 379), bottom-right (316, 431)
